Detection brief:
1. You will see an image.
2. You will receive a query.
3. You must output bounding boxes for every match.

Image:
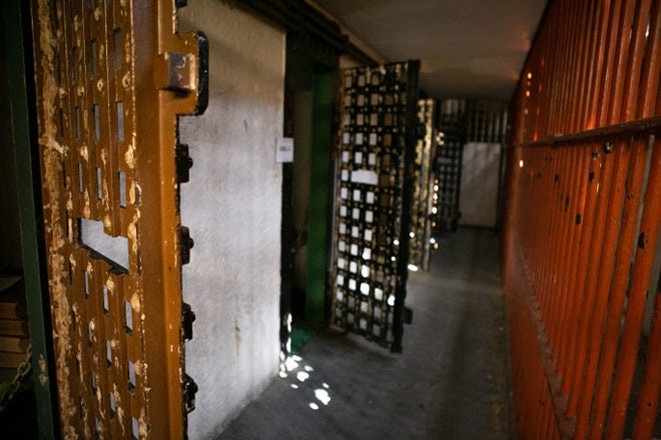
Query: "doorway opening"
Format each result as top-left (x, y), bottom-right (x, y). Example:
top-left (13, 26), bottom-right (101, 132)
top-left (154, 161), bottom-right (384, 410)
top-left (280, 33), bottom-right (336, 355)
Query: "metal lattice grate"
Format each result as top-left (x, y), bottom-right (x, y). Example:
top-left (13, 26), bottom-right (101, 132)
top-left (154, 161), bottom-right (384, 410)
top-left (434, 100), bottom-right (465, 233)
top-left (329, 61), bottom-right (419, 352)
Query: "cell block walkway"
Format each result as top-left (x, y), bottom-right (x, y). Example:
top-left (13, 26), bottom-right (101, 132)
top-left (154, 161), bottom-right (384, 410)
top-left (219, 228), bottom-right (512, 439)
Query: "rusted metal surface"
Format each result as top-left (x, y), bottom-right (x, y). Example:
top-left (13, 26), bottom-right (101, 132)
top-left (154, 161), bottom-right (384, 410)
top-left (408, 99), bottom-right (435, 271)
top-left (504, 0), bottom-right (661, 438)
top-left (329, 61), bottom-right (419, 352)
top-left (29, 0), bottom-right (205, 437)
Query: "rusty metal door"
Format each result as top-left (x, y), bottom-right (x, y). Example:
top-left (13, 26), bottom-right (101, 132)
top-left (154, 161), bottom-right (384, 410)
top-left (329, 61), bottom-right (419, 353)
top-left (29, 0), bottom-right (206, 437)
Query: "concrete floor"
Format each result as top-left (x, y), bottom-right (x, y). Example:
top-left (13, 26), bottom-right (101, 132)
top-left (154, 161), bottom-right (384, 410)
top-left (219, 227), bottom-right (513, 439)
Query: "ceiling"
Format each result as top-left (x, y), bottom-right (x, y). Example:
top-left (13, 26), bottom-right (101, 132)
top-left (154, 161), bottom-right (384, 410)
top-left (314, 0), bottom-right (548, 100)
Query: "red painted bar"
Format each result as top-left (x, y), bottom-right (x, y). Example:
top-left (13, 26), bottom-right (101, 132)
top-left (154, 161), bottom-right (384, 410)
top-left (606, 142), bottom-right (661, 439)
top-left (632, 285), bottom-right (661, 438)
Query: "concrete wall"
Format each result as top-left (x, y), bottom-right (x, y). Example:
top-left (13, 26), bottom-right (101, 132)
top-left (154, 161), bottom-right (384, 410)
top-left (459, 142), bottom-right (501, 228)
top-left (178, 3), bottom-right (285, 438)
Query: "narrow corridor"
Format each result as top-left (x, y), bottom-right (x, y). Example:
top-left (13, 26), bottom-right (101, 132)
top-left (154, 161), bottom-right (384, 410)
top-left (219, 228), bottom-right (512, 439)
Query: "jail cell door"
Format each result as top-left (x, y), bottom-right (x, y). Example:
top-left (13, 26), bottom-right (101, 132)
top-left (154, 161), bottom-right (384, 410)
top-left (408, 99), bottom-right (436, 272)
top-left (30, 0), bottom-right (206, 438)
top-left (330, 61), bottom-right (419, 353)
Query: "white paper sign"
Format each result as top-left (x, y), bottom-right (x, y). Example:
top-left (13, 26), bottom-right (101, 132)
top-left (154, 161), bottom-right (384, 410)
top-left (351, 169), bottom-right (378, 185)
top-left (275, 137), bottom-right (294, 163)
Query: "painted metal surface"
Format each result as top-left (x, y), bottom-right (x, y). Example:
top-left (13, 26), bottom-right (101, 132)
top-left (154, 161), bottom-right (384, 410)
top-left (434, 100), bottom-right (465, 232)
top-left (329, 61), bottom-right (419, 353)
top-left (504, 0), bottom-right (660, 438)
top-left (3, 0), bottom-right (58, 436)
top-left (408, 99), bottom-right (435, 271)
top-left (29, 0), bottom-right (206, 437)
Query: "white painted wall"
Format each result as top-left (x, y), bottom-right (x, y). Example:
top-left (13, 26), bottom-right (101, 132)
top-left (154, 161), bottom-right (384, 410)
top-left (459, 142), bottom-right (501, 228)
top-left (178, 3), bottom-right (285, 438)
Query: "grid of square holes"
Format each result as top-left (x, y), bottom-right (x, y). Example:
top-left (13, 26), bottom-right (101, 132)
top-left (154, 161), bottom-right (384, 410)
top-left (408, 99), bottom-right (435, 269)
top-left (42, 1), bottom-right (144, 438)
top-left (330, 63), bottom-right (412, 348)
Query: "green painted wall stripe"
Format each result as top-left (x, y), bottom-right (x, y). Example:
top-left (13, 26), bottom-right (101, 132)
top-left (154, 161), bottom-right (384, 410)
top-left (305, 71), bottom-right (333, 323)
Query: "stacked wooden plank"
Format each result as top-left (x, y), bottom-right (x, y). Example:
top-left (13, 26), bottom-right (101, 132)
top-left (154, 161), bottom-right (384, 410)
top-left (0, 276), bottom-right (29, 380)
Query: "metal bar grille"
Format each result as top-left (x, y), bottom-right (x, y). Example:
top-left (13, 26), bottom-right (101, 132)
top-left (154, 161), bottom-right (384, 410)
top-left (505, 0), bottom-right (661, 438)
top-left (434, 100), bottom-right (465, 233)
top-left (30, 0), bottom-right (205, 437)
top-left (329, 61), bottom-right (419, 352)
top-left (408, 99), bottom-right (435, 271)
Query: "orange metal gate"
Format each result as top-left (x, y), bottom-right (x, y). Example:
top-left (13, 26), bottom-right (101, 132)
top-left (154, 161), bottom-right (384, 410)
top-left (505, 0), bottom-right (660, 438)
top-left (30, 0), bottom-right (206, 437)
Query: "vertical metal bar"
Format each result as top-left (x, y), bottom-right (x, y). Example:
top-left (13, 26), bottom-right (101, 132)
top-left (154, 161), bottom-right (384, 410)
top-left (567, 0), bottom-right (594, 134)
top-left (573, 142), bottom-right (630, 435)
top-left (606, 139), bottom-right (661, 439)
top-left (543, 146), bottom-right (559, 357)
top-left (559, 142), bottom-right (602, 395)
top-left (587, 136), bottom-right (650, 438)
top-left (566, 140), bottom-right (620, 416)
top-left (506, 0), bottom-right (661, 437)
top-left (2, 0), bottom-right (58, 437)
top-left (392, 60), bottom-right (420, 353)
top-left (576, 0), bottom-right (604, 132)
top-left (585, 0), bottom-right (614, 130)
top-left (630, 3), bottom-right (661, 434)
top-left (552, 146), bottom-right (589, 364)
top-left (632, 281), bottom-right (661, 438)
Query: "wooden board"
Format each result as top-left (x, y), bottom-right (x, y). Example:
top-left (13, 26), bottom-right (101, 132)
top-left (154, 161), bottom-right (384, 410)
top-left (0, 319), bottom-right (28, 337)
top-left (0, 352), bottom-right (25, 369)
top-left (0, 336), bottom-right (29, 353)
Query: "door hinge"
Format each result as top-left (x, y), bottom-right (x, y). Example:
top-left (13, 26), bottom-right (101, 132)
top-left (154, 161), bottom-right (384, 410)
top-left (182, 302), bottom-right (195, 341)
top-left (180, 226), bottom-right (194, 265)
top-left (154, 52), bottom-right (196, 92)
top-left (182, 374), bottom-right (198, 413)
top-left (176, 143), bottom-right (193, 183)
top-left (153, 32), bottom-right (208, 116)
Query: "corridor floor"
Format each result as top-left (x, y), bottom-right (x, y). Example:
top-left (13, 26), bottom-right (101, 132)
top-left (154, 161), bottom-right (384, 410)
top-left (219, 228), bottom-right (513, 439)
